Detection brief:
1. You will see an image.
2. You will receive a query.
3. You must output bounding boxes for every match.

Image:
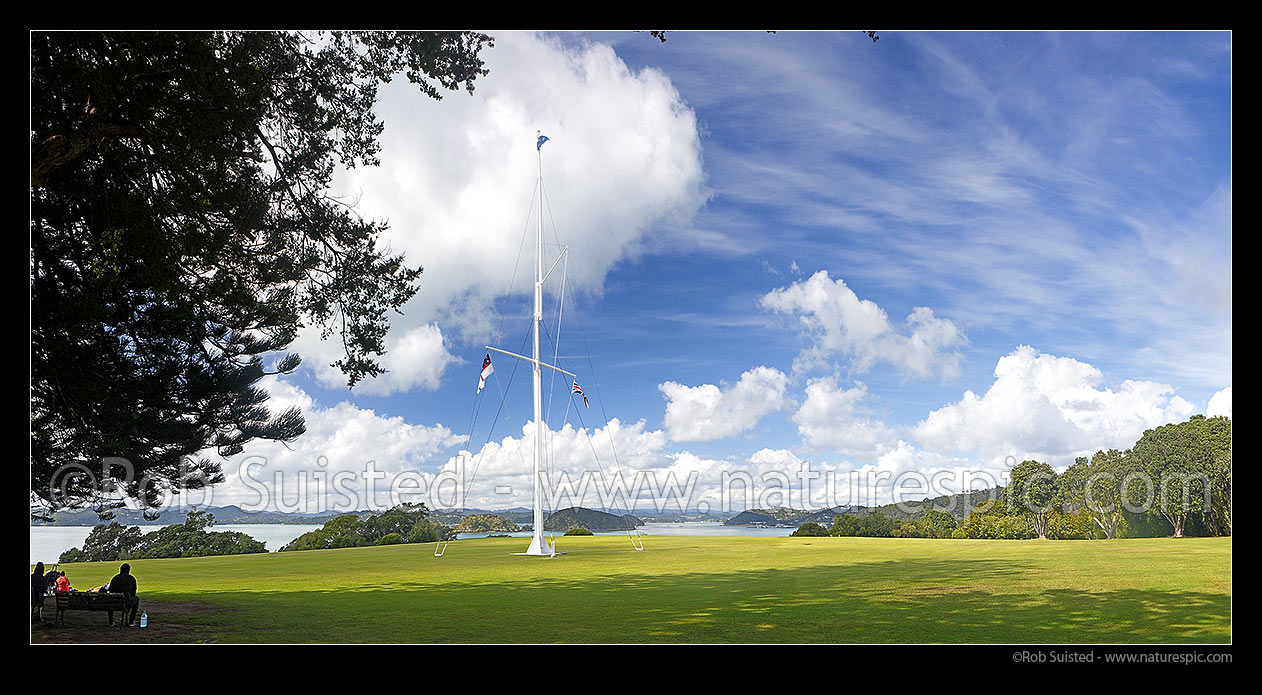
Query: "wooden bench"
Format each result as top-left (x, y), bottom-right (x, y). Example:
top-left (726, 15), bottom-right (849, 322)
top-left (53, 591), bottom-right (131, 627)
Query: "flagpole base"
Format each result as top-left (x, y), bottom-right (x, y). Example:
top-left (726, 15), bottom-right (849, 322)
top-left (513, 532), bottom-right (559, 557)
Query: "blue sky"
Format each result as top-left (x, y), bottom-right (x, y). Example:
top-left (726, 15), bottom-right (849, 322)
top-left (201, 31), bottom-right (1231, 514)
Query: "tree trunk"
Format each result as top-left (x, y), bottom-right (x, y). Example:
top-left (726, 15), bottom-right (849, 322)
top-left (1091, 513), bottom-right (1118, 539)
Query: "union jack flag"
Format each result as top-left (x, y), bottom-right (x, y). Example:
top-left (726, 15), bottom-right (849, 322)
top-left (572, 380), bottom-right (588, 408)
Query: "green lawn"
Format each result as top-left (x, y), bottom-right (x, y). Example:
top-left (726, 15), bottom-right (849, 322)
top-left (32, 535), bottom-right (1231, 644)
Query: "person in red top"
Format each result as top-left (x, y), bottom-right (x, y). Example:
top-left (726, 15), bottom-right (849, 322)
top-left (55, 571), bottom-right (70, 592)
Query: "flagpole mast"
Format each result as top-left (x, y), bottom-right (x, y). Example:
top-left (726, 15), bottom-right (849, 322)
top-left (525, 131), bottom-right (551, 556)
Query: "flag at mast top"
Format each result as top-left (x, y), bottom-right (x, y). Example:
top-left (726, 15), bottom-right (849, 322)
top-left (537, 134), bottom-right (549, 150)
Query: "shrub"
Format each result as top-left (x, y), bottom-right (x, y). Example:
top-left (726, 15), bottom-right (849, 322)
top-left (407, 518), bottom-right (452, 543)
top-left (1047, 509), bottom-right (1100, 540)
top-left (59, 522), bottom-right (143, 563)
top-left (791, 522), bottom-right (829, 537)
top-left (281, 514), bottom-right (368, 551)
top-left (375, 533), bottom-right (405, 545)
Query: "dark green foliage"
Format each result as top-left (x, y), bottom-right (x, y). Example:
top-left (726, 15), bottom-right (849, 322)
top-left (827, 509), bottom-right (958, 539)
top-left (951, 499), bottom-right (1036, 539)
top-left (860, 488), bottom-right (1002, 521)
top-left (1004, 460), bottom-right (1058, 539)
top-left (58, 522), bottom-right (143, 562)
top-left (544, 507), bottom-right (641, 532)
top-left (281, 514), bottom-right (368, 551)
top-left (362, 503), bottom-right (431, 540)
top-left (895, 509), bottom-right (958, 538)
top-left (452, 513), bottom-right (519, 533)
top-left (1046, 509), bottom-right (1101, 540)
top-left (829, 512), bottom-right (894, 537)
top-left (818, 415), bottom-right (1229, 542)
top-left (1183, 415), bottom-right (1231, 535)
top-left (790, 522), bottom-right (829, 537)
top-left (59, 510), bottom-right (266, 561)
top-left (1132, 420), bottom-right (1216, 537)
top-left (30, 31), bottom-right (493, 518)
top-left (280, 503), bottom-right (450, 551)
top-left (1080, 449), bottom-right (1135, 538)
top-left (563, 527), bottom-right (594, 536)
top-left (407, 518), bottom-right (453, 544)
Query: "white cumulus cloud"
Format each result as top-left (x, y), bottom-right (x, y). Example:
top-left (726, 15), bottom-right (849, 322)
top-left (659, 366), bottom-right (790, 441)
top-left (201, 377), bottom-right (467, 512)
top-left (792, 377), bottom-right (897, 460)
top-left (760, 270), bottom-right (965, 379)
top-left (911, 345), bottom-right (1196, 468)
top-left (345, 323), bottom-right (459, 396)
top-left (1206, 386), bottom-right (1231, 418)
top-left (296, 31), bottom-right (708, 396)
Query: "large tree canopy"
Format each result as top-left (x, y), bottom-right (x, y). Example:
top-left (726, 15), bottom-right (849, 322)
top-left (1131, 418), bottom-right (1218, 538)
top-left (30, 31), bottom-right (493, 518)
top-left (1003, 460), bottom-right (1057, 539)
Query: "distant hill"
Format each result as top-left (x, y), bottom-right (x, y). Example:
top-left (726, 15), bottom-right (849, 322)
top-left (432, 506), bottom-right (699, 526)
top-left (634, 509), bottom-right (733, 523)
top-left (722, 489), bottom-right (1005, 528)
top-left (724, 506), bottom-right (864, 527)
top-left (850, 487), bottom-right (1003, 520)
top-left (543, 506), bottom-right (642, 531)
top-left (452, 513), bottom-right (520, 533)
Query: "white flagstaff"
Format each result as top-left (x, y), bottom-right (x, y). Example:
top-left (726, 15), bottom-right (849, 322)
top-left (487, 132), bottom-right (571, 557)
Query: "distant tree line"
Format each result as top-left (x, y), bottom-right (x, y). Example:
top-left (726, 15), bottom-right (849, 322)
top-left (279, 503), bottom-right (452, 552)
top-left (59, 510), bottom-right (266, 562)
top-left (795, 415), bottom-right (1230, 541)
top-left (57, 503), bottom-right (456, 562)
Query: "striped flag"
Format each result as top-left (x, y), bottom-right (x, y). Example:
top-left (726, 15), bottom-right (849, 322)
top-left (572, 380), bottom-right (588, 408)
top-left (477, 354), bottom-right (494, 393)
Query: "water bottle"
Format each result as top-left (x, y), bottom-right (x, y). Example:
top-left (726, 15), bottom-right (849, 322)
top-left (139, 611), bottom-right (147, 628)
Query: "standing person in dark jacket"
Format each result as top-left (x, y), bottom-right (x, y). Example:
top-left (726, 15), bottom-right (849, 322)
top-left (31, 562), bottom-right (48, 622)
top-left (106, 563), bottom-right (140, 626)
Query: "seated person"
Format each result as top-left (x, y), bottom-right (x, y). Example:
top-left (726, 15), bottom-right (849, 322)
top-left (31, 562), bottom-right (47, 621)
top-left (106, 563), bottom-right (140, 626)
top-left (55, 571), bottom-right (70, 592)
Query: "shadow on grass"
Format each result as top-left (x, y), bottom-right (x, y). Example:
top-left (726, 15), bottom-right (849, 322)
top-left (112, 556), bottom-right (1230, 644)
top-left (30, 599), bottom-right (231, 644)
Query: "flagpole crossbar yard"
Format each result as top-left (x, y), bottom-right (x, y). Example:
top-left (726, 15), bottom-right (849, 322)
top-left (484, 346), bottom-right (576, 379)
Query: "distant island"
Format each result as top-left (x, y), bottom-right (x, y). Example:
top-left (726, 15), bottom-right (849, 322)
top-left (722, 488), bottom-right (1005, 527)
top-left (724, 506), bottom-right (863, 528)
top-left (544, 507), bottom-right (642, 532)
top-left (452, 513), bottom-right (520, 533)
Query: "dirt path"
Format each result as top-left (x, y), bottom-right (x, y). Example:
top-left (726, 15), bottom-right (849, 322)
top-left (30, 599), bottom-right (231, 644)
